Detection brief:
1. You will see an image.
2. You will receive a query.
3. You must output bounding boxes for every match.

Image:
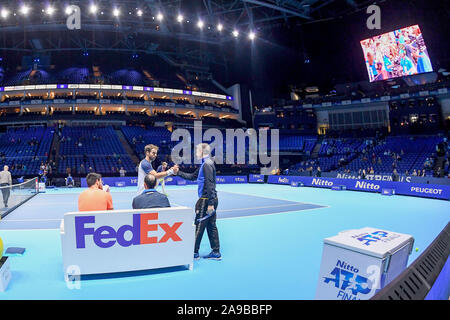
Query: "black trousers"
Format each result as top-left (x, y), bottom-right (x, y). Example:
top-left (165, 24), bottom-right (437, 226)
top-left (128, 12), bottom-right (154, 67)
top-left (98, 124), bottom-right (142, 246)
top-left (194, 197), bottom-right (220, 253)
top-left (0, 183), bottom-right (10, 206)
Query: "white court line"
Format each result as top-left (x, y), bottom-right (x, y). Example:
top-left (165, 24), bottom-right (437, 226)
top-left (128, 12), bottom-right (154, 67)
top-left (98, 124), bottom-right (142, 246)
top-left (0, 228), bottom-right (61, 231)
top-left (0, 187), bottom-right (331, 229)
top-left (3, 218), bottom-right (61, 222)
top-left (171, 201), bottom-right (329, 221)
top-left (218, 202), bottom-right (325, 212)
top-left (219, 205), bottom-right (329, 221)
top-left (218, 187), bottom-right (330, 207)
top-left (168, 186), bottom-right (329, 207)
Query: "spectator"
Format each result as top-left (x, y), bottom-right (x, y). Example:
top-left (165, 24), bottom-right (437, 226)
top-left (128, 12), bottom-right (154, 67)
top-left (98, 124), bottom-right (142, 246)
top-left (132, 174), bottom-right (170, 209)
top-left (412, 169), bottom-right (417, 176)
top-left (78, 173), bottom-right (113, 211)
top-left (66, 174), bottom-right (74, 187)
top-left (119, 167), bottom-right (126, 177)
top-left (392, 169), bottom-right (400, 182)
top-left (316, 167), bottom-right (322, 177)
top-left (0, 165), bottom-right (12, 208)
top-left (361, 169), bottom-right (366, 180)
top-left (41, 171), bottom-right (48, 185)
top-left (80, 164), bottom-right (86, 175)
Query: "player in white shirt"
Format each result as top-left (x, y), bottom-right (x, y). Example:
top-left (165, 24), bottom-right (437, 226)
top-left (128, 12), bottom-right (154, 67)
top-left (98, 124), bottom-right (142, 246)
top-left (137, 144), bottom-right (175, 195)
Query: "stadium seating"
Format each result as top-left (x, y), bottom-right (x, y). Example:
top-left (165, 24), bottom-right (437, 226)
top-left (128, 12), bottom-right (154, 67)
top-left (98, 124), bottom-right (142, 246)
top-left (0, 126), bottom-right (54, 176)
top-left (57, 126), bottom-right (136, 175)
top-left (121, 126), bottom-right (173, 161)
top-left (339, 135), bottom-right (444, 176)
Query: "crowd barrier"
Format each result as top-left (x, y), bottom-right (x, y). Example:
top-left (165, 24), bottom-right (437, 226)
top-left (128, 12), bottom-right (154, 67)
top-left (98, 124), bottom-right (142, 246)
top-left (79, 174), bottom-right (449, 200)
top-left (322, 172), bottom-right (450, 186)
top-left (267, 175), bottom-right (450, 200)
top-left (81, 175), bottom-right (248, 187)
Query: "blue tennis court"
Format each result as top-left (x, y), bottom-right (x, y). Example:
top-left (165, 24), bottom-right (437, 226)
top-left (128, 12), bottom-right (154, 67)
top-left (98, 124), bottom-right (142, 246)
top-left (0, 183), bottom-right (448, 299)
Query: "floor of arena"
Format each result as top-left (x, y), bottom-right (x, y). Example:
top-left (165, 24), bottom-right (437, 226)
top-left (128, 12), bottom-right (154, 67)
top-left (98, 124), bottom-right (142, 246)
top-left (0, 184), bottom-right (448, 299)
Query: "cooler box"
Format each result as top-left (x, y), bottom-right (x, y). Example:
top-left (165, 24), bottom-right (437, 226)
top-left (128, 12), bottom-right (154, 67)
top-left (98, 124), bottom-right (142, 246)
top-left (38, 182), bottom-right (46, 193)
top-left (315, 227), bottom-right (414, 300)
top-left (0, 257), bottom-right (11, 292)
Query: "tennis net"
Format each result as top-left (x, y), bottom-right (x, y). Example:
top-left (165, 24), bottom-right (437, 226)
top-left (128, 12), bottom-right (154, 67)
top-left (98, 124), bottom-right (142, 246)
top-left (0, 177), bottom-right (39, 219)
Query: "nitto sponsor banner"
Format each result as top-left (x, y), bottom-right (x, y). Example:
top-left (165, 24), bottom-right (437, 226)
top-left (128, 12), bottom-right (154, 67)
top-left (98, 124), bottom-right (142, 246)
top-left (82, 176), bottom-right (248, 187)
top-left (332, 172), bottom-right (412, 183)
top-left (81, 177), bottom-right (138, 187)
top-left (249, 174), bottom-right (265, 183)
top-left (325, 172), bottom-right (450, 186)
top-left (216, 176), bottom-right (248, 184)
top-left (282, 176), bottom-right (450, 200)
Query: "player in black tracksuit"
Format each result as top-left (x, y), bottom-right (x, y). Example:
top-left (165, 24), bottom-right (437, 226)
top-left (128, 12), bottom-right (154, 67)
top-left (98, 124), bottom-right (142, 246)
top-left (175, 143), bottom-right (221, 260)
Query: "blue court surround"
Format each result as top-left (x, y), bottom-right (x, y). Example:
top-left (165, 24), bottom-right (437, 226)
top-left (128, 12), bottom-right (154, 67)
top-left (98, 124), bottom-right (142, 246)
top-left (0, 184), bottom-right (448, 299)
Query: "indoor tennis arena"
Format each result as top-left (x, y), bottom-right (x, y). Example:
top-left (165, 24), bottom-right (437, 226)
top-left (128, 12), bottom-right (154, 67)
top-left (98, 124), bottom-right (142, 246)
top-left (0, 0), bottom-right (448, 308)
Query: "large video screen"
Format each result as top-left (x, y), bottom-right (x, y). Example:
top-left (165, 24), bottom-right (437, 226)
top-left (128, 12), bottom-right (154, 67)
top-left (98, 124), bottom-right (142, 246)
top-left (361, 25), bottom-right (433, 82)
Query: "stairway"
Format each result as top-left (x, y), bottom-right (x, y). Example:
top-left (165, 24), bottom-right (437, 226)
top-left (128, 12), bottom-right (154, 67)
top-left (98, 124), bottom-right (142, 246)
top-left (49, 129), bottom-right (61, 166)
top-left (310, 140), bottom-right (323, 159)
top-left (433, 156), bottom-right (446, 177)
top-left (115, 129), bottom-right (140, 165)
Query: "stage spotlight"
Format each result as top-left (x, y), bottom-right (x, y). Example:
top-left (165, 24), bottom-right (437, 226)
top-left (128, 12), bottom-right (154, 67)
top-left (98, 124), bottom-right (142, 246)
top-left (217, 23), bottom-right (223, 31)
top-left (137, 9), bottom-right (143, 17)
top-left (232, 30), bottom-right (239, 38)
top-left (197, 20), bottom-right (204, 29)
top-left (46, 6), bottom-right (55, 16)
top-left (89, 5), bottom-right (98, 14)
top-left (113, 8), bottom-right (120, 17)
top-left (0, 9), bottom-right (9, 19)
top-left (249, 31), bottom-right (256, 40)
top-left (177, 14), bottom-right (183, 23)
top-left (156, 13), bottom-right (163, 21)
top-left (20, 5), bottom-right (30, 15)
top-left (65, 6), bottom-right (73, 15)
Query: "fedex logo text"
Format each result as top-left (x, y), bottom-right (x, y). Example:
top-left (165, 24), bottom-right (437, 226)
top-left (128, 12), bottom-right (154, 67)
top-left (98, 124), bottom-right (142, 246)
top-left (75, 213), bottom-right (183, 249)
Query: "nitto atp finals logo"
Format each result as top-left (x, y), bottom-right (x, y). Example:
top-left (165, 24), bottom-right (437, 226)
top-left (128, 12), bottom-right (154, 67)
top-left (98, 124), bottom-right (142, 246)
top-left (352, 230), bottom-right (401, 246)
top-left (75, 213), bottom-right (183, 249)
top-left (323, 260), bottom-right (372, 300)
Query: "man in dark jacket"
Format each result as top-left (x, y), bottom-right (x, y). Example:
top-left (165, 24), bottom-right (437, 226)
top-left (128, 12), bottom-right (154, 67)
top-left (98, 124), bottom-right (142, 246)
top-left (132, 174), bottom-right (171, 209)
top-left (174, 143), bottom-right (221, 261)
top-left (392, 169), bottom-right (400, 182)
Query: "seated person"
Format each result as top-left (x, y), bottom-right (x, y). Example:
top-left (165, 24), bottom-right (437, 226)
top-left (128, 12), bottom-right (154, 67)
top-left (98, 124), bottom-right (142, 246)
top-left (78, 173), bottom-right (113, 211)
top-left (40, 171), bottom-right (48, 185)
top-left (66, 174), bottom-right (74, 187)
top-left (132, 173), bottom-right (170, 209)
